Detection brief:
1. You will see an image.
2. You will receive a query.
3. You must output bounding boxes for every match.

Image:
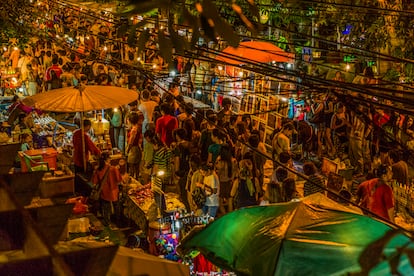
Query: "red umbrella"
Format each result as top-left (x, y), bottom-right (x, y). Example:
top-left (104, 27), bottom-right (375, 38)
top-left (215, 41), bottom-right (294, 65)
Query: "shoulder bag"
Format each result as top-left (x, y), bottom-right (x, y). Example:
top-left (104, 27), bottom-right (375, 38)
top-left (90, 167), bottom-right (110, 201)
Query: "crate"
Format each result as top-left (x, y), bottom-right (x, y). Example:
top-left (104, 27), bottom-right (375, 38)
top-left (19, 148), bottom-right (58, 172)
top-left (338, 167), bottom-right (354, 181)
top-left (39, 175), bottom-right (74, 198)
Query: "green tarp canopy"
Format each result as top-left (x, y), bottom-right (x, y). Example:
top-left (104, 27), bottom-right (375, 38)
top-left (179, 194), bottom-right (414, 275)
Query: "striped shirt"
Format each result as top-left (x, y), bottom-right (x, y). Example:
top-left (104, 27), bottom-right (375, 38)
top-left (153, 146), bottom-right (173, 182)
top-left (304, 174), bottom-right (325, 197)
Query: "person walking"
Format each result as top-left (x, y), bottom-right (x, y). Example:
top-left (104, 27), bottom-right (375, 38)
top-left (198, 164), bottom-right (220, 218)
top-left (215, 143), bottom-right (238, 215)
top-left (91, 152), bottom-right (123, 228)
top-left (172, 128), bottom-right (191, 211)
top-left (230, 158), bottom-right (260, 210)
top-left (272, 122), bottom-right (295, 164)
top-left (155, 103), bottom-right (178, 147)
top-left (138, 89), bottom-right (158, 134)
top-left (356, 164), bottom-right (395, 222)
top-left (126, 112), bottom-right (143, 179)
top-left (72, 119), bottom-right (101, 174)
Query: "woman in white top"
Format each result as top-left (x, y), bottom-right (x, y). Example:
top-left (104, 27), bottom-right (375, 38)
top-left (197, 164), bottom-right (219, 218)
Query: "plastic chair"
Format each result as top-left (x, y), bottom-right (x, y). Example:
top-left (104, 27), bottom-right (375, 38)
top-left (22, 152), bottom-right (49, 172)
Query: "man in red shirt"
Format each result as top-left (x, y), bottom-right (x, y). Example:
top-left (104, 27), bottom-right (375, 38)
top-left (155, 103), bottom-right (178, 147)
top-left (72, 119), bottom-right (101, 173)
top-left (356, 165), bottom-right (394, 222)
top-left (44, 56), bottom-right (63, 90)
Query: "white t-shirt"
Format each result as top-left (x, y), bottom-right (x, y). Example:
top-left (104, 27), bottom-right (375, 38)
top-left (138, 100), bottom-right (158, 128)
top-left (272, 132), bottom-right (290, 159)
top-left (204, 173), bottom-right (219, 207)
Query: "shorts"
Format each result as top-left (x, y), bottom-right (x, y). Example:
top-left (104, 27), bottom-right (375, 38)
top-left (127, 146), bottom-right (142, 164)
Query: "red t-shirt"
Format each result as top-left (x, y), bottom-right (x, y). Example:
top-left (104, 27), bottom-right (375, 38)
top-left (357, 178), bottom-right (394, 221)
top-left (155, 115), bottom-right (178, 146)
top-left (72, 129), bottom-right (101, 168)
top-left (373, 113), bottom-right (390, 127)
top-left (45, 64), bottom-right (63, 81)
top-left (92, 164), bottom-right (122, 202)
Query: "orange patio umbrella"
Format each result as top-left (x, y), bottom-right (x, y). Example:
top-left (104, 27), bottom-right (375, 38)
top-left (23, 85), bottom-right (138, 170)
top-left (215, 41), bottom-right (294, 65)
top-left (22, 85), bottom-right (138, 113)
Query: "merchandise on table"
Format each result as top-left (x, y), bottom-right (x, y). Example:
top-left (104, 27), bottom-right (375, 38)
top-left (32, 115), bottom-right (68, 148)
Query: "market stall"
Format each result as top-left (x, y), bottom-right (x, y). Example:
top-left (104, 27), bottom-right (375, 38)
top-left (22, 84), bottom-right (138, 170)
top-left (0, 67), bottom-right (22, 96)
top-left (124, 181), bottom-right (186, 233)
top-left (214, 41), bottom-right (295, 147)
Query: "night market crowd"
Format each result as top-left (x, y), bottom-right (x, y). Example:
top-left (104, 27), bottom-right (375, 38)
top-left (1, 0), bottom-right (413, 229)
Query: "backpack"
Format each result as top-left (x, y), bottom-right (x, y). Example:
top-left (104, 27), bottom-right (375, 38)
top-left (176, 142), bottom-right (191, 177)
top-left (50, 70), bottom-right (62, 89)
top-left (307, 103), bottom-right (324, 124)
top-left (192, 187), bottom-right (206, 208)
top-left (81, 61), bottom-right (95, 80)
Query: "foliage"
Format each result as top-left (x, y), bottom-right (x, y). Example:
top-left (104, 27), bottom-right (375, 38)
top-left (0, 0), bottom-right (29, 47)
top-left (346, 229), bottom-right (414, 275)
top-left (119, 0), bottom-right (263, 66)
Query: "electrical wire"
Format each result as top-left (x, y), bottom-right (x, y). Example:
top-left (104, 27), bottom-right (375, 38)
top-left (6, 1), bottom-right (414, 231)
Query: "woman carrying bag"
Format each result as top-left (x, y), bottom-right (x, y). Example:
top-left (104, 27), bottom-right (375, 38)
top-left (91, 152), bottom-right (122, 228)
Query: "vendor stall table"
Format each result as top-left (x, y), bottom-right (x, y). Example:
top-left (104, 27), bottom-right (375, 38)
top-left (124, 194), bottom-right (157, 233)
top-left (124, 189), bottom-right (185, 233)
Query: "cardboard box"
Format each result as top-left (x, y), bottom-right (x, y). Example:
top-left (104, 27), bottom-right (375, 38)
top-left (39, 175), bottom-right (74, 198)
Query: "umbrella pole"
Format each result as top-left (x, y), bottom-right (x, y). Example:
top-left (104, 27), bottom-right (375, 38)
top-left (79, 88), bottom-right (87, 173)
top-left (81, 112), bottom-right (87, 173)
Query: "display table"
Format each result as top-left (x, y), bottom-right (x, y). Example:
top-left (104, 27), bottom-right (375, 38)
top-left (124, 186), bottom-right (186, 233)
top-left (124, 194), bottom-right (157, 233)
top-left (18, 148), bottom-right (58, 172)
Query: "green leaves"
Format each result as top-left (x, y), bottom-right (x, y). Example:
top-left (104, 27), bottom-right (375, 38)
top-left (127, 19), bottom-right (149, 46)
top-left (200, 0), bottom-right (239, 47)
top-left (136, 29), bottom-right (150, 55)
top-left (168, 15), bottom-right (190, 54)
top-left (357, 229), bottom-right (402, 275)
top-left (158, 31), bottom-right (173, 66)
top-left (118, 0), bottom-right (170, 16)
